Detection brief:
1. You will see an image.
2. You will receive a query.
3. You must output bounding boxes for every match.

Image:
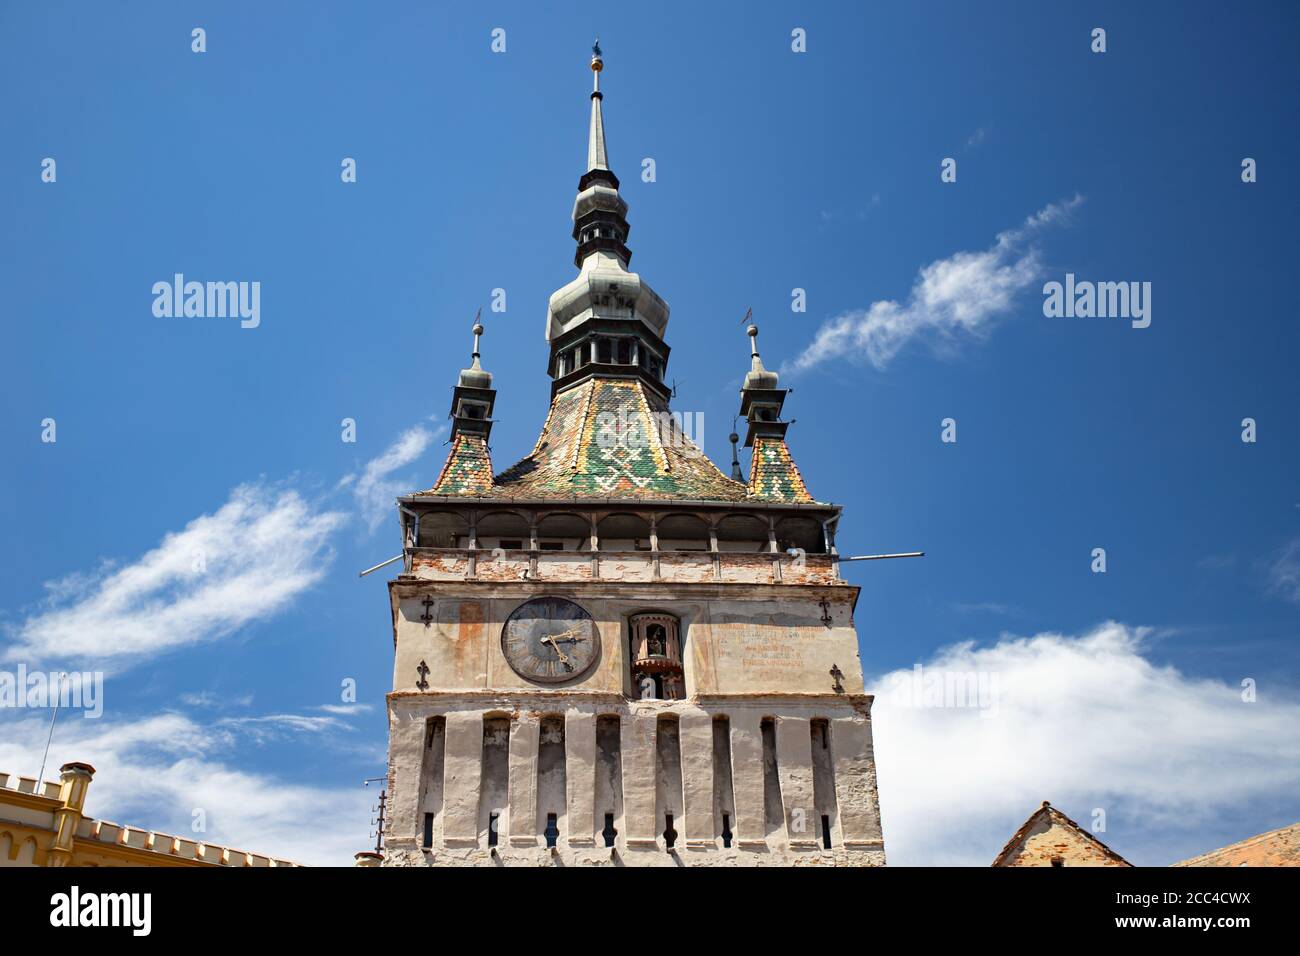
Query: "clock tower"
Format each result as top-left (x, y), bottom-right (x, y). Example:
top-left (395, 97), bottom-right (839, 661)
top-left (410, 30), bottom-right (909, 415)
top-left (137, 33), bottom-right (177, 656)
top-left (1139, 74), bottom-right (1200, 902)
top-left (379, 43), bottom-right (885, 866)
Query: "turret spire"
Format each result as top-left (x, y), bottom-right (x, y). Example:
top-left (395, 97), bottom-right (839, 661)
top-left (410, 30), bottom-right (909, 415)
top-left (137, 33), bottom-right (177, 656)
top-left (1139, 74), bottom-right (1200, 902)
top-left (737, 311), bottom-right (814, 502)
top-left (457, 308), bottom-right (491, 389)
top-left (428, 310), bottom-right (497, 495)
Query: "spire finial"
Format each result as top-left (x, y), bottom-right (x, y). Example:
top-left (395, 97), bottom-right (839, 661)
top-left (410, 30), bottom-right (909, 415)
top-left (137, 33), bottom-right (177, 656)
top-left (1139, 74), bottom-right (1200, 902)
top-left (741, 309), bottom-right (778, 390)
top-left (470, 307), bottom-right (484, 364)
top-left (744, 308), bottom-right (763, 360)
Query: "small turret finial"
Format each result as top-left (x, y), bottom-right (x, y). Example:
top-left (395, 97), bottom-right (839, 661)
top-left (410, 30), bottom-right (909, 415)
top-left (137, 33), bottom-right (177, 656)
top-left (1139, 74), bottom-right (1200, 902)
top-left (471, 307), bottom-right (484, 362)
top-left (744, 308), bottom-right (763, 360)
top-left (740, 308), bottom-right (779, 391)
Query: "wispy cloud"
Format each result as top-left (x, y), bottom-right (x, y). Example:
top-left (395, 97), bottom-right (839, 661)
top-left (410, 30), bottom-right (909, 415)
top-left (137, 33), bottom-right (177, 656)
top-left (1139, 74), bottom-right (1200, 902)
top-left (317, 703), bottom-right (373, 716)
top-left (341, 425), bottom-right (443, 533)
top-left (870, 621), bottom-right (1300, 865)
top-left (965, 125), bottom-right (990, 149)
top-left (216, 713), bottom-right (354, 743)
top-left (3, 483), bottom-right (347, 670)
top-left (788, 195), bottom-right (1083, 372)
top-left (179, 691), bottom-right (254, 709)
top-left (1267, 538), bottom-right (1300, 603)
top-left (953, 600), bottom-right (1028, 618)
top-left (0, 711), bottom-right (370, 865)
top-left (819, 192), bottom-right (881, 225)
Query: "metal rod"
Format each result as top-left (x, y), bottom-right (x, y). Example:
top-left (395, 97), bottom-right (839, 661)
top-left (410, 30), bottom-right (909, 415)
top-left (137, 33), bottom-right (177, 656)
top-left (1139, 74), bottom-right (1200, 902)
top-left (37, 672), bottom-right (68, 788)
top-left (358, 554), bottom-right (404, 577)
top-left (838, 551), bottom-right (925, 562)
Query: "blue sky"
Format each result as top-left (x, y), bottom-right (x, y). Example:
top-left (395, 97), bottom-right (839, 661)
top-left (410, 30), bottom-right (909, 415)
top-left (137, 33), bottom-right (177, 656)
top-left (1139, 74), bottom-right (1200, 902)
top-left (2, 1), bottom-right (1297, 865)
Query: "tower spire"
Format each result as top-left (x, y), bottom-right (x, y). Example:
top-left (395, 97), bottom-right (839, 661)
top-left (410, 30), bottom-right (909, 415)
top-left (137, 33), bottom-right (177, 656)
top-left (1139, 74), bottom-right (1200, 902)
top-left (588, 38), bottom-right (608, 172)
top-left (543, 41), bottom-right (672, 404)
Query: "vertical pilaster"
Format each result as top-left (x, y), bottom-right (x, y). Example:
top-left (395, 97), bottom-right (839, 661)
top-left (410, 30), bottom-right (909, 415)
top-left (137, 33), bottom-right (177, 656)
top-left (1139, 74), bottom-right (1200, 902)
top-left (776, 716), bottom-right (817, 848)
top-left (620, 712), bottom-right (658, 847)
top-left (507, 715), bottom-right (539, 847)
top-left (387, 707), bottom-right (428, 844)
top-left (679, 710), bottom-right (715, 849)
top-left (565, 709), bottom-right (597, 847)
top-left (728, 711), bottom-right (767, 848)
top-left (441, 710), bottom-right (483, 848)
top-left (831, 714), bottom-right (884, 852)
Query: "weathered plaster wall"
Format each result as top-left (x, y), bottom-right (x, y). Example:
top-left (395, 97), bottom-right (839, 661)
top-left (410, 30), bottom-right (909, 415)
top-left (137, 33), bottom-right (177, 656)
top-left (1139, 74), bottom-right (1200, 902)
top-left (384, 694), bottom-right (885, 867)
top-left (391, 585), bottom-right (864, 699)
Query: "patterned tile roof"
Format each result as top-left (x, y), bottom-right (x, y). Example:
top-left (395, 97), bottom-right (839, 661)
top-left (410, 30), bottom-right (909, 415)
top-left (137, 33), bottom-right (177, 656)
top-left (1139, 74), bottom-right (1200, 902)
top-left (748, 435), bottom-right (814, 503)
top-left (429, 433), bottom-right (495, 495)
top-left (416, 377), bottom-right (824, 504)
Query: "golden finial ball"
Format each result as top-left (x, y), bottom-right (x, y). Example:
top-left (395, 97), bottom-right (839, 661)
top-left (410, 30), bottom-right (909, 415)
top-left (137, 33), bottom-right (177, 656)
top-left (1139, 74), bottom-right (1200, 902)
top-left (591, 57), bottom-right (603, 72)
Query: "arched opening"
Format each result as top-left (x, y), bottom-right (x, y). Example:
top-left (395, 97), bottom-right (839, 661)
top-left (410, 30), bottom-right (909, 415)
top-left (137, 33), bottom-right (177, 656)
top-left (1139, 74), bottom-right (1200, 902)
top-left (476, 511), bottom-right (530, 551)
top-left (535, 512), bottom-right (590, 551)
top-left (597, 512), bottom-right (651, 551)
top-left (416, 511), bottom-right (470, 549)
top-left (775, 516), bottom-right (826, 555)
top-left (656, 513), bottom-right (710, 552)
top-left (715, 513), bottom-right (769, 553)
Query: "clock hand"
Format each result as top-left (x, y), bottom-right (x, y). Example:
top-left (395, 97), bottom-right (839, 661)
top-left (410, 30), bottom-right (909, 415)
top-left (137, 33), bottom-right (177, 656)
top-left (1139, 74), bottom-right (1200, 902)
top-left (540, 635), bottom-right (574, 669)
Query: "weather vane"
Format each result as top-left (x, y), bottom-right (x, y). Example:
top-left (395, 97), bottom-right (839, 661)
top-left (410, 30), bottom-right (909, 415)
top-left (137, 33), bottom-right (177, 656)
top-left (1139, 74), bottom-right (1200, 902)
top-left (593, 37), bottom-right (601, 57)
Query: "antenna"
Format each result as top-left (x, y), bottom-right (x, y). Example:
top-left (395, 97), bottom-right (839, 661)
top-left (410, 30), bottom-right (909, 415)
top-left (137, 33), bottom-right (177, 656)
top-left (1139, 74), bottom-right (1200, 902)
top-left (364, 776), bottom-right (387, 856)
top-left (838, 551), bottom-right (925, 562)
top-left (37, 672), bottom-right (68, 787)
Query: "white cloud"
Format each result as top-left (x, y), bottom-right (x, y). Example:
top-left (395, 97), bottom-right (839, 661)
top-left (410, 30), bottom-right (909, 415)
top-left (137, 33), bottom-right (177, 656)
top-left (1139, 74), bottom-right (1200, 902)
top-left (788, 195), bottom-right (1083, 372)
top-left (3, 483), bottom-right (347, 670)
top-left (868, 621), bottom-right (1300, 865)
top-left (344, 425), bottom-right (442, 533)
top-left (0, 711), bottom-right (371, 866)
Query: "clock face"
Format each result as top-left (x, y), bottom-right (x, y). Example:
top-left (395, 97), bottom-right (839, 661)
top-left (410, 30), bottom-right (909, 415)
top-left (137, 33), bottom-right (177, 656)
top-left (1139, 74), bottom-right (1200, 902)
top-left (501, 597), bottom-right (601, 684)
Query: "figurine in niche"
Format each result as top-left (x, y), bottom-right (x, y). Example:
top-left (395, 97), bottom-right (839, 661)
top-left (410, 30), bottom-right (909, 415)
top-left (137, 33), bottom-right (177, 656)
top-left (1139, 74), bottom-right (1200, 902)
top-left (647, 624), bottom-right (666, 657)
top-left (663, 673), bottom-right (683, 700)
top-left (638, 675), bottom-right (657, 700)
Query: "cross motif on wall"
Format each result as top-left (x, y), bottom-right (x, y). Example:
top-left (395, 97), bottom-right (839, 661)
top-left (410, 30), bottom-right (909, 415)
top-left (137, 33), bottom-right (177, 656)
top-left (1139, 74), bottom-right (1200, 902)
top-left (829, 663), bottom-right (845, 694)
top-left (419, 595), bottom-right (435, 627)
top-left (416, 659), bottom-right (430, 691)
top-left (819, 598), bottom-right (833, 627)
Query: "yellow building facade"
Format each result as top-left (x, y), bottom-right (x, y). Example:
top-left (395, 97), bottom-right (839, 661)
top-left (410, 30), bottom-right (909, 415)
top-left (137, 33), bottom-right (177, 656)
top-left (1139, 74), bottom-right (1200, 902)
top-left (0, 762), bottom-right (296, 868)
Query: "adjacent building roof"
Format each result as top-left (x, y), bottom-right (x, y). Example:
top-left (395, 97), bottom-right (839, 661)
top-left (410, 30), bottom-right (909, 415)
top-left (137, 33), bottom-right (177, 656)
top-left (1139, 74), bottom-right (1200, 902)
top-left (992, 801), bottom-right (1132, 867)
top-left (1172, 821), bottom-right (1300, 867)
